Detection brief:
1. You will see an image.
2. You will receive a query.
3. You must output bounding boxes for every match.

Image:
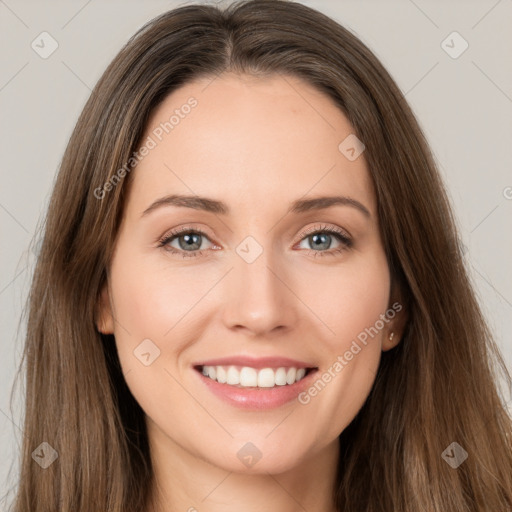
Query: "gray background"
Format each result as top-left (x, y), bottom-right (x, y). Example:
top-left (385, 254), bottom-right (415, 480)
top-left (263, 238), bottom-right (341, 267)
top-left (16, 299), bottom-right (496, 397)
top-left (1, 0), bottom-right (511, 506)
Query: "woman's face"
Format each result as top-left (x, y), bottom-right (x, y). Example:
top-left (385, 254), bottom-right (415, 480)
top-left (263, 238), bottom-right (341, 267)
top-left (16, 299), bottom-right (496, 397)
top-left (98, 72), bottom-right (402, 474)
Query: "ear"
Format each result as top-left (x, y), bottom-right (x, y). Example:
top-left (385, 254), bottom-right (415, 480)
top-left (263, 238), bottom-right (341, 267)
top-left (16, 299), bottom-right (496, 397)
top-left (381, 299), bottom-right (407, 352)
top-left (95, 282), bottom-right (114, 334)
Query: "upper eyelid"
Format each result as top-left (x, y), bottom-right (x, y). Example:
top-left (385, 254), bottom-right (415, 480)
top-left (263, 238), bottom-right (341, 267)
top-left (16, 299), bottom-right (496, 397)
top-left (299, 223), bottom-right (351, 238)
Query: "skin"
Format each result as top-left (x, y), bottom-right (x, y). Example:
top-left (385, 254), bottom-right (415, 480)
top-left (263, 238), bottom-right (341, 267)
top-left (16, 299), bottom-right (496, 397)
top-left (97, 72), bottom-right (405, 512)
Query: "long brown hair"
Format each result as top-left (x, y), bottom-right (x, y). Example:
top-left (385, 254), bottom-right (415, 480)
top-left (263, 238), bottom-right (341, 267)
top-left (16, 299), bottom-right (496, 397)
top-left (8, 1), bottom-right (512, 510)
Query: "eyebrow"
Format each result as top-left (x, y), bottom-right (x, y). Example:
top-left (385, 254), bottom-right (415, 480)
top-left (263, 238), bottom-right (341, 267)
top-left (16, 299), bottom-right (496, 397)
top-left (141, 194), bottom-right (371, 218)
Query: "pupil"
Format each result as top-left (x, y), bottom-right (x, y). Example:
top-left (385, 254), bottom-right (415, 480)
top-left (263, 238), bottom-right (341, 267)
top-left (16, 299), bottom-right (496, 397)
top-left (180, 233), bottom-right (201, 250)
top-left (311, 233), bottom-right (330, 250)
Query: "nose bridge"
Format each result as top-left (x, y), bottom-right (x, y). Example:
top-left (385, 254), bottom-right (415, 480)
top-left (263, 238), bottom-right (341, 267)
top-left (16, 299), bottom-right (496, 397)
top-left (221, 236), bottom-right (297, 335)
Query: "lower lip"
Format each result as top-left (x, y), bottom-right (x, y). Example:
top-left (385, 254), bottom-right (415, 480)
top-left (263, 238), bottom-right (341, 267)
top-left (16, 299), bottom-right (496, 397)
top-left (194, 368), bottom-right (318, 410)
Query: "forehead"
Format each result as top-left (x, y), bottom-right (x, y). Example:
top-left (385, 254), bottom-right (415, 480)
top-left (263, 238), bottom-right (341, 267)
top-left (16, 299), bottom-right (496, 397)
top-left (127, 72), bottom-right (375, 218)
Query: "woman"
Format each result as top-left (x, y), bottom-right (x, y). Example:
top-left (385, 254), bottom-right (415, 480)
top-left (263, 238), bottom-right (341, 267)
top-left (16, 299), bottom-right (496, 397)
top-left (9, 1), bottom-right (512, 511)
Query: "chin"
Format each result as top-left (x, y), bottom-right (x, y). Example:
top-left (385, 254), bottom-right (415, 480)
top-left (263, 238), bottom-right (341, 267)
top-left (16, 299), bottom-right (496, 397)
top-left (204, 440), bottom-right (312, 476)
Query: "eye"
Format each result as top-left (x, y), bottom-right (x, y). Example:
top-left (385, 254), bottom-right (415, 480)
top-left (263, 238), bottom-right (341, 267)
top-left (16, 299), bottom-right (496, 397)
top-left (158, 223), bottom-right (352, 259)
top-left (158, 226), bottom-right (216, 259)
top-left (295, 224), bottom-right (353, 257)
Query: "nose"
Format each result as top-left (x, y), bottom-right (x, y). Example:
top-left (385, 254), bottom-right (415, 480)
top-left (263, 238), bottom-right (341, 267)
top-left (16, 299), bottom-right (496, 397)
top-left (221, 247), bottom-right (299, 337)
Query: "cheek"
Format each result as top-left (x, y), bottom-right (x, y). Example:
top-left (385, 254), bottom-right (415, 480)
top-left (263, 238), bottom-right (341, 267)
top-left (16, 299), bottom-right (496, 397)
top-left (110, 240), bottom-right (390, 354)
top-left (107, 248), bottom-right (225, 370)
top-left (106, 250), bottom-right (211, 416)
top-left (106, 237), bottom-right (391, 454)
top-left (109, 248), bottom-right (203, 331)
top-left (297, 252), bottom-right (391, 352)
top-left (296, 252), bottom-right (390, 430)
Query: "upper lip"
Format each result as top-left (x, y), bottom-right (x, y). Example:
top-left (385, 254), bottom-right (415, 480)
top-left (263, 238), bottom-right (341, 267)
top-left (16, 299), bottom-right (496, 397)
top-left (193, 356), bottom-right (318, 370)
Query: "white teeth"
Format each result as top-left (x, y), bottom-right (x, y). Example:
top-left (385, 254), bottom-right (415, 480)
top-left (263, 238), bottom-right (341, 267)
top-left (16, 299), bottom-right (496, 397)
top-left (275, 367), bottom-right (287, 385)
top-left (216, 366), bottom-right (227, 384)
top-left (226, 366), bottom-right (240, 385)
top-left (240, 367), bottom-right (258, 387)
top-left (286, 367), bottom-right (296, 385)
top-left (200, 365), bottom-right (311, 388)
top-left (257, 368), bottom-right (275, 388)
top-left (296, 368), bottom-right (306, 381)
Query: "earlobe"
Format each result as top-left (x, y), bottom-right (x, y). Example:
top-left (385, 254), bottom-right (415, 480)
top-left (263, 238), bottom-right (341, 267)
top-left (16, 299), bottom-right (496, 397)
top-left (382, 302), bottom-right (407, 351)
top-left (96, 283), bottom-right (114, 334)
top-left (382, 330), bottom-right (400, 351)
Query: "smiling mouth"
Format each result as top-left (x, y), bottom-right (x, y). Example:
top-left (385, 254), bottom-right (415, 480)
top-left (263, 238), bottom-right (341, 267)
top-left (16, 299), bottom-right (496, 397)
top-left (194, 365), bottom-right (318, 388)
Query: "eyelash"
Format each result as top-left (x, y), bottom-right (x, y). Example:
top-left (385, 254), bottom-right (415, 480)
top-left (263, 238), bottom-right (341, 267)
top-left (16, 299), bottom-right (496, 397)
top-left (157, 223), bottom-right (353, 259)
